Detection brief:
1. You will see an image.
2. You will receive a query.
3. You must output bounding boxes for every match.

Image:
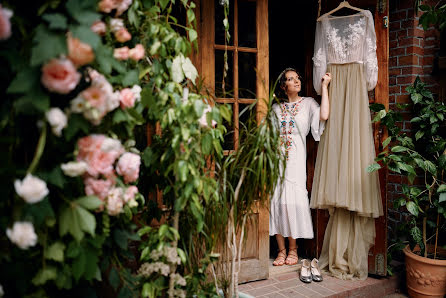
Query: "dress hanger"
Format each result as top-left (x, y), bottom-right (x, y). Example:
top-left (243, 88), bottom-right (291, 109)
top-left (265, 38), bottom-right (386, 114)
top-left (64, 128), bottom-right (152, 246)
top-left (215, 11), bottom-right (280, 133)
top-left (317, 1), bottom-right (364, 21)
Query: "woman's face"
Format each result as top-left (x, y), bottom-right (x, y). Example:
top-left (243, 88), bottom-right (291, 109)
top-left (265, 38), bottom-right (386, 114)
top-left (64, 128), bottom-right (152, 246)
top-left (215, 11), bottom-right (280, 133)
top-left (283, 71), bottom-right (301, 95)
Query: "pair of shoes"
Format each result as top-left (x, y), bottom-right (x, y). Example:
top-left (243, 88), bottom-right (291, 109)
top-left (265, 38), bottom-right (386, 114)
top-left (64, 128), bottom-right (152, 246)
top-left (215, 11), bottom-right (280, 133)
top-left (285, 247), bottom-right (298, 265)
top-left (272, 248), bottom-right (287, 266)
top-left (300, 258), bottom-right (323, 283)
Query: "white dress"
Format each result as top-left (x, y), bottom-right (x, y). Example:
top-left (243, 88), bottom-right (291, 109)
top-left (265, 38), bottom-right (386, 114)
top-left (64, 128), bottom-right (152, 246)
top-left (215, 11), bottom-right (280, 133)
top-left (269, 98), bottom-right (325, 239)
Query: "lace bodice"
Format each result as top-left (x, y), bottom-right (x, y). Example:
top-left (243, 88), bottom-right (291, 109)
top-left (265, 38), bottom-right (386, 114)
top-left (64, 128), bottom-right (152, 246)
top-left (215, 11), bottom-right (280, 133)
top-left (312, 10), bottom-right (378, 94)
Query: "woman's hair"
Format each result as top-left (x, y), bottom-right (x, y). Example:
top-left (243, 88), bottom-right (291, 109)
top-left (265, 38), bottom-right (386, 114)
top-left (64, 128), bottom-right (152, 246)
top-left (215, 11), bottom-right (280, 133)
top-left (277, 67), bottom-right (303, 99)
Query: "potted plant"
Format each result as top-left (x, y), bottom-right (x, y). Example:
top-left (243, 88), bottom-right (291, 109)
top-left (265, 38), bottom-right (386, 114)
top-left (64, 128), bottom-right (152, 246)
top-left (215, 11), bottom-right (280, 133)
top-left (369, 77), bottom-right (446, 297)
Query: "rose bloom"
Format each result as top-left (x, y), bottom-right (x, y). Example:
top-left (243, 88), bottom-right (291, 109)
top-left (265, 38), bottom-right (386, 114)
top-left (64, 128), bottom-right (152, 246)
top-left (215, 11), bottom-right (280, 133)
top-left (98, 0), bottom-right (115, 13)
top-left (61, 161), bottom-right (88, 177)
top-left (113, 46), bottom-right (129, 60)
top-left (6, 222), bottom-right (37, 250)
top-left (85, 177), bottom-right (115, 200)
top-left (119, 88), bottom-right (135, 109)
top-left (115, 0), bottom-right (132, 16)
top-left (91, 20), bottom-right (106, 35)
top-left (116, 152), bottom-right (140, 183)
top-left (81, 86), bottom-right (106, 109)
top-left (46, 107), bottom-right (67, 137)
top-left (123, 185), bottom-right (138, 203)
top-left (114, 28), bottom-right (131, 43)
top-left (14, 174), bottom-right (49, 204)
top-left (106, 187), bottom-right (124, 216)
top-left (67, 33), bottom-right (95, 66)
top-left (129, 44), bottom-right (145, 61)
top-left (41, 58), bottom-right (81, 94)
top-left (0, 4), bottom-right (13, 40)
top-left (109, 18), bottom-right (124, 32)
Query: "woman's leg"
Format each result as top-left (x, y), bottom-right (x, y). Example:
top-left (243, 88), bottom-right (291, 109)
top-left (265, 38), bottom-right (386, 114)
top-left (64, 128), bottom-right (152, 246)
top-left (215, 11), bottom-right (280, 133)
top-left (273, 234), bottom-right (287, 266)
top-left (286, 237), bottom-right (299, 265)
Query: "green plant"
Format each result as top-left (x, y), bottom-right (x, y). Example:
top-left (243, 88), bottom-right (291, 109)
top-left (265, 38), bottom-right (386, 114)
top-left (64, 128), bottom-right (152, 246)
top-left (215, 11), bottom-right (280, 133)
top-left (369, 77), bottom-right (446, 258)
top-left (415, 0), bottom-right (446, 31)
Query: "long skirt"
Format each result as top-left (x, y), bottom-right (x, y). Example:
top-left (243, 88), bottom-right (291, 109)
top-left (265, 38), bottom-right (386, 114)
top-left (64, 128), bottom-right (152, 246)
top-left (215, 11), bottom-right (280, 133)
top-left (310, 63), bottom-right (384, 280)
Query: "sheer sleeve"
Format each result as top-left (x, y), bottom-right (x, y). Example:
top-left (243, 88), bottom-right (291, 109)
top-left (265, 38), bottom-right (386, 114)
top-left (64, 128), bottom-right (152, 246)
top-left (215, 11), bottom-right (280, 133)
top-left (308, 98), bottom-right (325, 141)
top-left (363, 10), bottom-right (378, 91)
top-left (312, 21), bottom-right (327, 95)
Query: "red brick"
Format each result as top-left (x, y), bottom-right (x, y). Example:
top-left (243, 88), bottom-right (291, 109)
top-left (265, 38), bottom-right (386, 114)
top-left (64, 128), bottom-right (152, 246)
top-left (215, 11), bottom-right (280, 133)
top-left (398, 37), bottom-right (419, 47)
top-left (423, 47), bottom-right (438, 55)
top-left (389, 57), bottom-right (398, 67)
top-left (390, 40), bottom-right (398, 49)
top-left (388, 95), bottom-right (396, 104)
top-left (399, 55), bottom-right (419, 66)
top-left (408, 27), bottom-right (425, 38)
top-left (423, 56), bottom-right (434, 66)
top-left (390, 47), bottom-right (406, 57)
top-left (423, 66), bottom-right (433, 74)
top-left (390, 21), bottom-right (401, 31)
top-left (424, 38), bottom-right (439, 47)
top-left (396, 94), bottom-right (411, 103)
top-left (390, 10), bottom-right (407, 20)
top-left (388, 174), bottom-right (402, 183)
top-left (397, 75), bottom-right (417, 85)
top-left (401, 66), bottom-right (423, 75)
top-left (389, 68), bottom-right (401, 76)
top-left (389, 31), bottom-right (397, 41)
top-left (389, 85), bottom-right (400, 94)
top-left (397, 29), bottom-right (408, 40)
top-left (406, 46), bottom-right (424, 55)
top-left (402, 19), bottom-right (419, 28)
top-left (424, 28), bottom-right (440, 38)
top-left (390, 77), bottom-right (396, 85)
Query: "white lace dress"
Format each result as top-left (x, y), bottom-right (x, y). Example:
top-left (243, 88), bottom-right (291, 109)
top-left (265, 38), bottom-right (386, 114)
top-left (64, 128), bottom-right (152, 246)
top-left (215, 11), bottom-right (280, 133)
top-left (269, 98), bottom-right (325, 239)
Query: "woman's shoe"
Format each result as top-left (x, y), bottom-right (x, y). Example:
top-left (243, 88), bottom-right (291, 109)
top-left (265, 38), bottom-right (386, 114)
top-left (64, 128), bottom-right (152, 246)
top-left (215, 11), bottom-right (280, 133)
top-left (272, 248), bottom-right (287, 266)
top-left (300, 259), bottom-right (312, 283)
top-left (285, 247), bottom-right (299, 265)
top-left (310, 258), bottom-right (323, 282)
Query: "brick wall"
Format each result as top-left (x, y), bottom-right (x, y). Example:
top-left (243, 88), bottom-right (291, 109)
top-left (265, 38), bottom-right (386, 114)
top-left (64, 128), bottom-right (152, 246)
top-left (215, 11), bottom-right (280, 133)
top-left (387, 0), bottom-right (440, 239)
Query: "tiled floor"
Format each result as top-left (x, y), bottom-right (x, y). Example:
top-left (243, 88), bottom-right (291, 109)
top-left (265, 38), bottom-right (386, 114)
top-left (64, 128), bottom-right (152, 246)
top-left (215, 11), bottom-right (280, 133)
top-left (238, 270), bottom-right (406, 298)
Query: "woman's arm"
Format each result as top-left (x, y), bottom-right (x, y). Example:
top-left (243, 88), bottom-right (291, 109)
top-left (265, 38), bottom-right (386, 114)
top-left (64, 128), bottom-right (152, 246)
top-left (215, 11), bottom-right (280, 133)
top-left (320, 73), bottom-right (331, 120)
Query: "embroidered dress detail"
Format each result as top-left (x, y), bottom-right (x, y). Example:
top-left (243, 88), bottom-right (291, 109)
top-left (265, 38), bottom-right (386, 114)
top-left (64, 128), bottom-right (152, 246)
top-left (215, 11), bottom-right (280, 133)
top-left (280, 101), bottom-right (302, 159)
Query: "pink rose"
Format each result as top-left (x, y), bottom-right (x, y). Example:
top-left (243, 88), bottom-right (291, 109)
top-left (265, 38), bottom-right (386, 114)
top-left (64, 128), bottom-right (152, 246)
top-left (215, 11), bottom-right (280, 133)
top-left (84, 177), bottom-right (115, 200)
top-left (91, 20), bottom-right (107, 36)
top-left (67, 33), bottom-right (95, 66)
top-left (114, 28), bottom-right (131, 43)
top-left (0, 5), bottom-right (13, 40)
top-left (129, 44), bottom-right (145, 61)
top-left (123, 185), bottom-right (138, 203)
top-left (41, 58), bottom-right (81, 94)
top-left (98, 0), bottom-right (115, 13)
top-left (116, 152), bottom-right (140, 183)
top-left (82, 86), bottom-right (106, 109)
top-left (106, 187), bottom-right (124, 216)
top-left (115, 0), bottom-right (133, 16)
top-left (114, 46), bottom-right (129, 60)
top-left (119, 88), bottom-right (135, 109)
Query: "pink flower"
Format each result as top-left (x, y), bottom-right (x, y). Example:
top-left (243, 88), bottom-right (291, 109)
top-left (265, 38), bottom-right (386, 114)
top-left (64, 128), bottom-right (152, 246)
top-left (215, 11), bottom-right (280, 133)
top-left (114, 46), bottom-right (129, 60)
top-left (123, 185), bottom-right (138, 203)
top-left (67, 33), bottom-right (95, 66)
top-left (84, 177), bottom-right (115, 200)
top-left (98, 0), bottom-right (115, 13)
top-left (91, 20), bottom-right (106, 35)
top-left (116, 152), bottom-right (140, 183)
top-left (115, 0), bottom-right (133, 16)
top-left (114, 28), bottom-right (131, 43)
top-left (129, 44), bottom-right (145, 61)
top-left (82, 86), bottom-right (106, 109)
top-left (0, 5), bottom-right (13, 40)
top-left (41, 58), bottom-right (81, 94)
top-left (106, 187), bottom-right (124, 216)
top-left (119, 88), bottom-right (135, 109)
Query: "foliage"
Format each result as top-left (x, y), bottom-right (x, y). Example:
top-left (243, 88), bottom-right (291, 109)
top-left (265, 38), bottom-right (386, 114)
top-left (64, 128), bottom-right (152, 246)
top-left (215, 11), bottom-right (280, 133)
top-left (415, 0), bottom-right (446, 31)
top-left (369, 77), bottom-right (446, 257)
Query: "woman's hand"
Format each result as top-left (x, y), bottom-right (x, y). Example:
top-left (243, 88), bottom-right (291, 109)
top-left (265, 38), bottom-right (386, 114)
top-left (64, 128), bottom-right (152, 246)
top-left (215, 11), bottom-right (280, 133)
top-left (322, 73), bottom-right (332, 88)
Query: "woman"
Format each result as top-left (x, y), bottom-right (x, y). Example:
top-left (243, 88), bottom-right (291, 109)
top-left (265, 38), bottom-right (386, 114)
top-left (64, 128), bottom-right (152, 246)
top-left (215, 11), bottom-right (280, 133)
top-left (270, 68), bottom-right (331, 266)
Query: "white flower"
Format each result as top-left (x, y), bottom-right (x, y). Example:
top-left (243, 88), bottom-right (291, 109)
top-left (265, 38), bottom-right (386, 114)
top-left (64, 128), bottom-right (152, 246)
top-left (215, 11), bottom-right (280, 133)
top-left (70, 96), bottom-right (86, 113)
top-left (106, 91), bottom-right (121, 112)
top-left (106, 187), bottom-right (124, 216)
top-left (14, 174), bottom-right (49, 204)
top-left (101, 137), bottom-right (123, 153)
top-left (6, 222), bottom-right (38, 250)
top-left (198, 106), bottom-right (217, 128)
top-left (46, 107), bottom-right (67, 137)
top-left (171, 273), bottom-right (187, 286)
top-left (110, 18), bottom-right (124, 32)
top-left (131, 85), bottom-right (142, 102)
top-left (61, 161), bottom-right (88, 177)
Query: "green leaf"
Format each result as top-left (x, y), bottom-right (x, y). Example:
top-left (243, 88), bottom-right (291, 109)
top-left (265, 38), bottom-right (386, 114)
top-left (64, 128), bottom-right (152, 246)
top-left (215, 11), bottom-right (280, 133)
top-left (48, 166), bottom-right (66, 189)
top-left (410, 226), bottom-right (422, 245)
top-left (59, 206), bottom-right (84, 241)
top-left (188, 28), bottom-right (197, 42)
top-left (369, 103), bottom-right (385, 112)
top-left (159, 0), bottom-right (170, 10)
top-left (182, 57), bottom-right (198, 83)
top-left (95, 44), bottom-right (114, 74)
top-left (122, 70), bottom-right (139, 86)
top-left (76, 196), bottom-right (103, 210)
top-left (171, 55), bottom-right (184, 83)
top-left (7, 68), bottom-right (40, 94)
top-left (439, 155), bottom-right (446, 170)
top-left (382, 137), bottom-right (391, 148)
top-left (70, 25), bottom-right (100, 49)
top-left (31, 25), bottom-right (67, 66)
top-left (66, 0), bottom-right (99, 25)
top-left (415, 130), bottom-right (424, 141)
top-left (366, 163), bottom-right (381, 173)
top-left (391, 146), bottom-right (408, 153)
top-left (425, 160), bottom-right (437, 175)
top-left (45, 242), bottom-right (66, 262)
top-left (72, 250), bottom-right (86, 281)
top-left (407, 201), bottom-right (419, 216)
top-left (202, 133), bottom-right (213, 155)
top-left (42, 13), bottom-right (68, 29)
top-left (438, 184), bottom-right (446, 193)
top-left (440, 193), bottom-right (446, 203)
top-left (64, 114), bottom-right (90, 141)
top-left (76, 206), bottom-right (96, 236)
top-left (32, 266), bottom-right (58, 285)
top-left (372, 109), bottom-right (386, 122)
top-left (109, 267), bottom-right (121, 291)
top-left (411, 93), bottom-right (423, 104)
top-left (178, 160), bottom-right (188, 182)
top-left (397, 162), bottom-right (416, 174)
top-left (113, 229), bottom-right (129, 250)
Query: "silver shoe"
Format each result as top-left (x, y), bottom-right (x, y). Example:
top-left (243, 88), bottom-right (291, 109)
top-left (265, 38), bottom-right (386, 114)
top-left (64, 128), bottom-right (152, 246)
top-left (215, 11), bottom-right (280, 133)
top-left (310, 258), bottom-right (323, 282)
top-left (300, 259), bottom-right (312, 283)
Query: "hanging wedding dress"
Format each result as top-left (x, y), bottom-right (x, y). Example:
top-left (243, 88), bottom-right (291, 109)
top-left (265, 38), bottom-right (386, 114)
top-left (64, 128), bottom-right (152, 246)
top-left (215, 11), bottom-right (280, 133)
top-left (310, 10), bottom-right (384, 280)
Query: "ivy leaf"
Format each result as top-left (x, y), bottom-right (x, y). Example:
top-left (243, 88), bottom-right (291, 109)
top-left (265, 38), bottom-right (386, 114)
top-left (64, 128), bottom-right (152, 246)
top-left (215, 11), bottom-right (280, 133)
top-left (438, 154), bottom-right (446, 170)
top-left (372, 109), bottom-right (386, 122)
top-left (397, 162), bottom-right (416, 174)
top-left (415, 130), bottom-right (424, 140)
top-left (202, 133), bottom-right (213, 155)
top-left (382, 136), bottom-right (391, 148)
top-left (31, 25), bottom-right (67, 66)
top-left (424, 160), bottom-right (437, 175)
top-left (188, 28), bottom-right (197, 42)
top-left (76, 196), bottom-right (103, 210)
top-left (369, 103), bottom-right (385, 112)
top-left (42, 13), bottom-right (68, 30)
top-left (59, 206), bottom-right (84, 241)
top-left (177, 160), bottom-right (188, 182)
top-left (45, 242), bottom-right (66, 262)
top-left (410, 226), bottom-right (422, 245)
top-left (159, 0), bottom-right (170, 10)
top-left (14, 92), bottom-right (50, 115)
top-left (32, 266), bottom-right (58, 286)
top-left (72, 250), bottom-right (86, 281)
top-left (7, 68), bottom-right (40, 94)
top-left (108, 267), bottom-right (121, 291)
top-left (122, 70), bottom-right (139, 86)
top-left (391, 146), bottom-right (408, 153)
top-left (437, 184), bottom-right (446, 193)
top-left (366, 163), bottom-right (381, 173)
top-left (113, 109), bottom-right (129, 124)
top-left (70, 25), bottom-right (100, 49)
top-left (95, 44), bottom-right (114, 74)
top-left (440, 193), bottom-right (446, 203)
top-left (66, 0), bottom-right (99, 25)
top-left (182, 56), bottom-right (198, 84)
top-left (64, 114), bottom-right (90, 141)
top-left (171, 55), bottom-right (184, 83)
top-left (406, 201), bottom-right (419, 216)
top-left (411, 93), bottom-right (423, 104)
top-left (77, 206), bottom-right (96, 236)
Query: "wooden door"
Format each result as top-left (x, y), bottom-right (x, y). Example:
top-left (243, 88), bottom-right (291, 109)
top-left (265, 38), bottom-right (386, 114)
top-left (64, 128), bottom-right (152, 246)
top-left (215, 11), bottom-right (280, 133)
top-left (198, 0), bottom-right (270, 283)
top-left (311, 0), bottom-right (389, 276)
